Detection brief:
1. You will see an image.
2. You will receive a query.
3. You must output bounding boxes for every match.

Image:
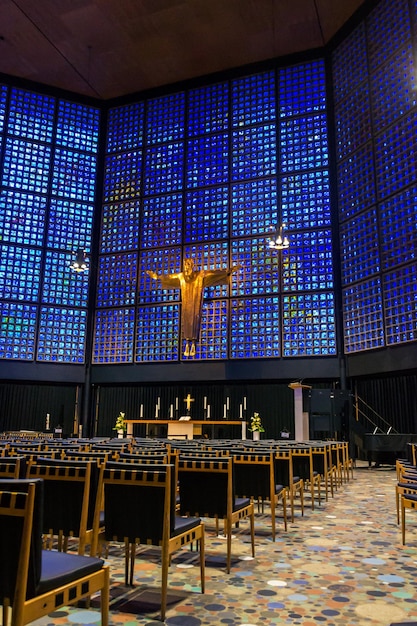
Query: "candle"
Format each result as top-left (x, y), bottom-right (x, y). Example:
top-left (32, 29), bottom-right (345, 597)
top-left (155, 404), bottom-right (159, 418)
top-left (226, 397), bottom-right (229, 410)
top-left (207, 405), bottom-right (210, 418)
top-left (203, 396), bottom-right (207, 409)
top-left (46, 413), bottom-right (50, 430)
top-left (157, 396), bottom-right (160, 408)
top-left (78, 424), bottom-right (82, 438)
top-left (140, 404), bottom-right (143, 418)
top-left (243, 396), bottom-right (247, 410)
top-left (239, 403), bottom-right (243, 418)
top-left (175, 397), bottom-right (179, 411)
top-left (170, 404), bottom-right (173, 418)
top-left (223, 403), bottom-right (227, 418)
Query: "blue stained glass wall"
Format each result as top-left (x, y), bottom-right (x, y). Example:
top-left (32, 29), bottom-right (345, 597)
top-left (97, 63), bottom-right (336, 363)
top-left (332, 0), bottom-right (417, 353)
top-left (0, 86), bottom-right (99, 363)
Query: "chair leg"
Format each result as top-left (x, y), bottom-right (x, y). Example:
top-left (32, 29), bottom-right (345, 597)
top-left (402, 497), bottom-right (406, 545)
top-left (199, 525), bottom-right (205, 594)
top-left (129, 542), bottom-right (136, 586)
top-left (161, 544), bottom-right (169, 621)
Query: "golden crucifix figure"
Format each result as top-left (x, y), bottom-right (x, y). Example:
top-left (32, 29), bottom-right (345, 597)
top-left (184, 393), bottom-right (194, 412)
top-left (147, 257), bottom-right (240, 357)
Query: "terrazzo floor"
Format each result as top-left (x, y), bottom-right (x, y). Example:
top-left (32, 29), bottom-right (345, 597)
top-left (30, 461), bottom-right (417, 625)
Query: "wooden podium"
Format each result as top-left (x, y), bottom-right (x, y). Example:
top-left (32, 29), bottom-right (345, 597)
top-left (288, 383), bottom-right (312, 441)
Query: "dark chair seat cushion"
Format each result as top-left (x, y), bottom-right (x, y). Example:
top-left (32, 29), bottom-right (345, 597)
top-left (398, 482), bottom-right (417, 489)
top-left (402, 493), bottom-right (417, 504)
top-left (275, 484), bottom-right (285, 494)
top-left (234, 497), bottom-right (250, 512)
top-left (37, 550), bottom-right (105, 596)
top-left (173, 515), bottom-right (202, 536)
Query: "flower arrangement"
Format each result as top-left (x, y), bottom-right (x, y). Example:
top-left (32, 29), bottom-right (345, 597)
top-left (113, 411), bottom-right (126, 432)
top-left (249, 412), bottom-right (265, 432)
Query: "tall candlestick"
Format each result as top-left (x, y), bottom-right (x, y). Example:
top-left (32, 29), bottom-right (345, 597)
top-left (207, 405), bottom-right (210, 419)
top-left (243, 396), bottom-right (247, 410)
top-left (155, 404), bottom-right (159, 418)
top-left (226, 397), bottom-right (229, 410)
top-left (169, 404), bottom-right (173, 418)
top-left (175, 397), bottom-right (179, 411)
top-left (157, 396), bottom-right (161, 408)
top-left (203, 396), bottom-right (207, 409)
top-left (140, 404), bottom-right (143, 418)
top-left (239, 404), bottom-right (243, 419)
top-left (223, 403), bottom-right (227, 418)
top-left (46, 413), bottom-right (50, 430)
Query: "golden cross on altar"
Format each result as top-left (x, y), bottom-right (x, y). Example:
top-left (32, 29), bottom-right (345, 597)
top-left (184, 393), bottom-right (195, 411)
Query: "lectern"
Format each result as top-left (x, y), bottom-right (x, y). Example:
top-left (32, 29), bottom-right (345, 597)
top-left (288, 382), bottom-right (312, 441)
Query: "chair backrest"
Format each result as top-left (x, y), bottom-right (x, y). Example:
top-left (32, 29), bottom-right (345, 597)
top-left (0, 456), bottom-right (25, 478)
top-left (177, 457), bottom-right (233, 519)
top-left (232, 452), bottom-right (274, 500)
top-left (0, 478), bottom-right (44, 603)
top-left (26, 462), bottom-right (91, 540)
top-left (103, 462), bottom-right (175, 544)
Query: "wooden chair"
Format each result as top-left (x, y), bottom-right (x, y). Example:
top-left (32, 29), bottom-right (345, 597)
top-left (0, 456), bottom-right (24, 479)
top-left (290, 445), bottom-right (321, 510)
top-left (274, 448), bottom-right (304, 522)
top-left (177, 457), bottom-right (255, 573)
top-left (26, 460), bottom-right (102, 556)
top-left (233, 452), bottom-right (287, 539)
top-left (102, 462), bottom-right (205, 621)
top-left (400, 492), bottom-right (417, 545)
top-left (0, 478), bottom-right (109, 626)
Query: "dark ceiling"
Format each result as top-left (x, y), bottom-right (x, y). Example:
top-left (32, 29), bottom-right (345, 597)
top-left (0, 0), bottom-right (369, 100)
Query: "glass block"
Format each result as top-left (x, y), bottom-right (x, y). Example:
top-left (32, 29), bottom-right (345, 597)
top-left (0, 84), bottom-right (7, 132)
top-left (371, 44), bottom-right (417, 129)
top-left (380, 186), bottom-right (417, 269)
top-left (367, 0), bottom-right (411, 72)
top-left (107, 102), bottom-right (145, 152)
top-left (280, 114), bottom-right (328, 172)
top-left (186, 133), bottom-right (228, 187)
top-left (384, 263), bottom-right (417, 344)
top-left (47, 198), bottom-right (94, 251)
top-left (137, 247), bottom-right (182, 305)
top-left (136, 304), bottom-right (180, 362)
top-left (191, 299), bottom-right (228, 360)
top-left (281, 170), bottom-right (331, 230)
top-left (231, 71), bottom-right (276, 127)
top-left (0, 302), bottom-right (37, 361)
top-left (230, 296), bottom-right (280, 359)
top-left (278, 60), bottom-right (326, 118)
top-left (282, 292), bottom-right (336, 356)
top-left (231, 125), bottom-right (277, 180)
top-left (142, 193), bottom-right (183, 249)
top-left (183, 241), bottom-right (232, 299)
top-left (231, 178), bottom-right (278, 237)
top-left (51, 148), bottom-right (97, 202)
top-left (100, 200), bottom-right (140, 254)
top-left (374, 109), bottom-right (417, 199)
top-left (8, 88), bottom-right (55, 142)
top-left (337, 143), bottom-right (376, 220)
top-left (343, 279), bottom-right (385, 353)
top-left (37, 306), bottom-right (87, 363)
top-left (332, 22), bottom-right (367, 103)
top-left (185, 186), bottom-right (228, 242)
top-left (282, 230), bottom-right (334, 291)
top-left (143, 142), bottom-right (184, 195)
top-left (42, 251), bottom-right (89, 307)
top-left (2, 137), bottom-right (52, 193)
top-left (56, 100), bottom-right (100, 152)
top-left (96, 253), bottom-right (138, 307)
top-left (103, 151), bottom-right (142, 203)
top-left (339, 208), bottom-right (380, 286)
top-left (334, 83), bottom-right (372, 160)
top-left (188, 82), bottom-right (229, 136)
top-left (231, 237), bottom-right (280, 297)
top-left (145, 92), bottom-right (185, 144)
top-left (0, 244), bottom-right (41, 302)
top-left (92, 307), bottom-right (135, 364)
top-left (0, 190), bottom-right (47, 247)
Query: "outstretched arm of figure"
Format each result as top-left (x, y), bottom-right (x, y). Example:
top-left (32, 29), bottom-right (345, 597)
top-left (146, 269), bottom-right (181, 289)
top-left (203, 264), bottom-right (242, 288)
